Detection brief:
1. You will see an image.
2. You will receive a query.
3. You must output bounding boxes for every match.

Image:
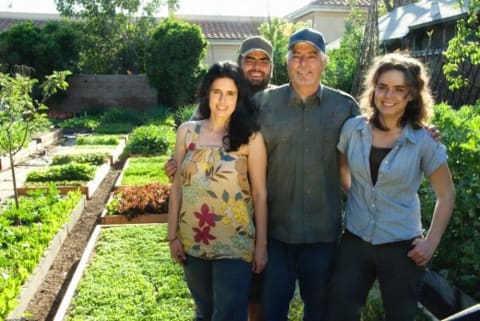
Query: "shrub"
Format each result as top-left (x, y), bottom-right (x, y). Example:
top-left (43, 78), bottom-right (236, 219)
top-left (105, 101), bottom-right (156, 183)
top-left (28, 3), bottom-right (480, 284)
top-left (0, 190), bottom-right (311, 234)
top-left (122, 124), bottom-right (175, 157)
top-left (58, 108), bottom-right (143, 133)
top-left (145, 18), bottom-right (207, 110)
top-left (76, 135), bottom-right (120, 145)
top-left (143, 105), bottom-right (176, 127)
top-left (94, 123), bottom-right (136, 135)
top-left (419, 103), bottom-right (480, 300)
top-left (0, 20), bottom-right (80, 80)
top-left (57, 115), bottom-right (99, 132)
top-left (99, 107), bottom-right (143, 125)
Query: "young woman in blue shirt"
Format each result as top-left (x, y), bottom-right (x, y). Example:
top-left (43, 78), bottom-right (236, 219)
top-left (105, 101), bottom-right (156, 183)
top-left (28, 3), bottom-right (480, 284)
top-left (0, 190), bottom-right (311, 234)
top-left (327, 53), bottom-right (455, 321)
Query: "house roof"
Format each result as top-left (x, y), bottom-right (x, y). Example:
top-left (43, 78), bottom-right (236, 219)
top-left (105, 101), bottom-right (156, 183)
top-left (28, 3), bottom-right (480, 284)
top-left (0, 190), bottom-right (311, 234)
top-left (288, 0), bottom-right (370, 19)
top-left (308, 0), bottom-right (370, 6)
top-left (0, 12), bottom-right (58, 30)
top-left (179, 15), bottom-right (266, 41)
top-left (379, 0), bottom-right (468, 41)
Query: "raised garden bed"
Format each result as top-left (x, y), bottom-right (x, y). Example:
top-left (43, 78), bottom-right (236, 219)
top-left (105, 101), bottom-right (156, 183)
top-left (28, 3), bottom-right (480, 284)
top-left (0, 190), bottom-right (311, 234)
top-left (16, 162), bottom-right (110, 199)
top-left (52, 225), bottom-right (193, 321)
top-left (75, 135), bottom-right (126, 165)
top-left (6, 195), bottom-right (86, 321)
top-left (32, 128), bottom-right (63, 148)
top-left (113, 155), bottom-right (170, 190)
top-left (0, 140), bottom-right (37, 171)
top-left (99, 212), bottom-right (168, 225)
top-left (51, 135), bottom-right (126, 165)
top-left (99, 183), bottom-right (170, 225)
top-left (0, 129), bottom-right (63, 171)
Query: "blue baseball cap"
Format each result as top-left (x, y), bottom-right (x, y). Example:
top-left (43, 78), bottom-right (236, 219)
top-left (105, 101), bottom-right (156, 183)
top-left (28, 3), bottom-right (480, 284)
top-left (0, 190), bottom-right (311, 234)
top-left (288, 28), bottom-right (326, 53)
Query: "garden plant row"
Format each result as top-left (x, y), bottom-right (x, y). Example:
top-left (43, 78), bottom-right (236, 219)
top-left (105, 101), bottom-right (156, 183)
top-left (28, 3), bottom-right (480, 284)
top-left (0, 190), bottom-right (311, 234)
top-left (1, 107), bottom-right (176, 320)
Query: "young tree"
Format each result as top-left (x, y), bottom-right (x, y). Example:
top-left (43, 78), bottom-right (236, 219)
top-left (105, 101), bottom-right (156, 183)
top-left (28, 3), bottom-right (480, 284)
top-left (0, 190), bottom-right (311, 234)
top-left (443, 0), bottom-right (480, 92)
top-left (0, 70), bottom-right (71, 208)
top-left (145, 18), bottom-right (207, 109)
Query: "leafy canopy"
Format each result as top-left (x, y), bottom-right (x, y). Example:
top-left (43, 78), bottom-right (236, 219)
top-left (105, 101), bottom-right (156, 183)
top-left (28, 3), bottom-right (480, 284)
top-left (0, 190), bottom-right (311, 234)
top-left (443, 0), bottom-right (480, 91)
top-left (0, 20), bottom-right (80, 80)
top-left (54, 0), bottom-right (178, 74)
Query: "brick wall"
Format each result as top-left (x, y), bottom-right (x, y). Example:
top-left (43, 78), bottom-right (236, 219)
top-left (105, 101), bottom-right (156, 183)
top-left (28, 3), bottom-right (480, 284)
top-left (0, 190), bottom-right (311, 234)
top-left (50, 74), bottom-right (158, 113)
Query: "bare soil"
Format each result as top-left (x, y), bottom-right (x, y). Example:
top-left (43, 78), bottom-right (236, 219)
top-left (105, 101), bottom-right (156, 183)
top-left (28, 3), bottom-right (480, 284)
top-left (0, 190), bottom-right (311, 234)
top-left (22, 161), bottom-right (124, 321)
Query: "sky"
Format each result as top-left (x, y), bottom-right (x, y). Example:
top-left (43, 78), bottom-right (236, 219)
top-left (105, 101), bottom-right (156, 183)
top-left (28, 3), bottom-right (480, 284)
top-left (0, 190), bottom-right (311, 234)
top-left (0, 0), bottom-right (313, 17)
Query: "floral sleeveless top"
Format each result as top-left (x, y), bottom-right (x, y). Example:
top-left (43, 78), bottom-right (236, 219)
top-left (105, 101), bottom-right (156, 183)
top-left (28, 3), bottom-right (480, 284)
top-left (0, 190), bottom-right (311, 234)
top-left (177, 123), bottom-right (255, 263)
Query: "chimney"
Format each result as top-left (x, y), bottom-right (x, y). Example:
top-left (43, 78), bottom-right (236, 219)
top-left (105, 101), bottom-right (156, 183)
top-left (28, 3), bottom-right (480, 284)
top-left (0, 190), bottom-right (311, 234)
top-left (430, 1), bottom-right (441, 20)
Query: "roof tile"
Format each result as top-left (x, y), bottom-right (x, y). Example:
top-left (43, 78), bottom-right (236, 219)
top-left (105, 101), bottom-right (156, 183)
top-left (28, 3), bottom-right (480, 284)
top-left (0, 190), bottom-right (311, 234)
top-left (309, 0), bottom-right (370, 7)
top-left (190, 19), bottom-right (265, 40)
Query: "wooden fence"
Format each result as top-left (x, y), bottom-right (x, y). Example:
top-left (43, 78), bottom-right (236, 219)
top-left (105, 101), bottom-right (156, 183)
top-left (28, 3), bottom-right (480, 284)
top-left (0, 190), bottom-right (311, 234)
top-left (411, 50), bottom-right (480, 108)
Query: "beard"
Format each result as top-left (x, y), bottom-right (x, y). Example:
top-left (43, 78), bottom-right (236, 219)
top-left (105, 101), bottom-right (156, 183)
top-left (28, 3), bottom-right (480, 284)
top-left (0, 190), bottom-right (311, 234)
top-left (247, 76), bottom-right (270, 93)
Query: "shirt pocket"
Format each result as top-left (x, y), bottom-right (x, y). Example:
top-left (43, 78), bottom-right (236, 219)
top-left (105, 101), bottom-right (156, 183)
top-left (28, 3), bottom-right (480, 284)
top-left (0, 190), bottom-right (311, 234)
top-left (262, 119), bottom-right (297, 150)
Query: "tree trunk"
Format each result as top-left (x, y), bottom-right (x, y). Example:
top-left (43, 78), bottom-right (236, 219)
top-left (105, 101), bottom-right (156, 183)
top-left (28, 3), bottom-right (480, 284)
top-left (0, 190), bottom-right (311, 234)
top-left (351, 0), bottom-right (379, 98)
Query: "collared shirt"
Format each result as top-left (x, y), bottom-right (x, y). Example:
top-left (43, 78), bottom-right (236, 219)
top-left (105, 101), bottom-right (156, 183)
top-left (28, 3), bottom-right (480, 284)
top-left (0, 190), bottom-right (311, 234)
top-left (337, 116), bottom-right (448, 245)
top-left (256, 84), bottom-right (360, 244)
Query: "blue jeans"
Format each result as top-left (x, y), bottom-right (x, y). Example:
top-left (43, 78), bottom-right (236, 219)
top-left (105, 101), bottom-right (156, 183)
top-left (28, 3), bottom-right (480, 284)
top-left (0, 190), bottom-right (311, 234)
top-left (183, 255), bottom-right (252, 321)
top-left (262, 238), bottom-right (337, 321)
top-left (327, 230), bottom-right (425, 321)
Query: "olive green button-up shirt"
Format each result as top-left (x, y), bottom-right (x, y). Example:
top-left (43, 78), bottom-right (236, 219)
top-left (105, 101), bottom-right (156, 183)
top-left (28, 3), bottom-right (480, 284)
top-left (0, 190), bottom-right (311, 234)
top-left (255, 84), bottom-right (360, 244)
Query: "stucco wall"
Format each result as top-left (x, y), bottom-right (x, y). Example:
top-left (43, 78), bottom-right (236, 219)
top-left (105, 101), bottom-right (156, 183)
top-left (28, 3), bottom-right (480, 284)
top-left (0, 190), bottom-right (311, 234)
top-left (52, 74), bottom-right (158, 113)
top-left (205, 42), bottom-right (240, 66)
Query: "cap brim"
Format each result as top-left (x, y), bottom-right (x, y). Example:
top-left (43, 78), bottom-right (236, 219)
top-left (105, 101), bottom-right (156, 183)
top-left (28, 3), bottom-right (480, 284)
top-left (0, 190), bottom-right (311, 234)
top-left (241, 48), bottom-right (272, 59)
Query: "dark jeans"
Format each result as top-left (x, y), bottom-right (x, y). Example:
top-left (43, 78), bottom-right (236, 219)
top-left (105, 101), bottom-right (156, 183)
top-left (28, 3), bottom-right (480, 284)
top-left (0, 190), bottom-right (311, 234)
top-left (327, 230), bottom-right (426, 321)
top-left (262, 238), bottom-right (337, 321)
top-left (183, 255), bottom-right (252, 321)
top-left (249, 272), bottom-right (264, 303)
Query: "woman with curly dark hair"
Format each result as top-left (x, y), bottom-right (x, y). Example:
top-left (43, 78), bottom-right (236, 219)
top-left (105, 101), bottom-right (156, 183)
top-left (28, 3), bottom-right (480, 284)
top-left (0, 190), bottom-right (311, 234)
top-left (327, 53), bottom-right (455, 321)
top-left (167, 61), bottom-right (267, 321)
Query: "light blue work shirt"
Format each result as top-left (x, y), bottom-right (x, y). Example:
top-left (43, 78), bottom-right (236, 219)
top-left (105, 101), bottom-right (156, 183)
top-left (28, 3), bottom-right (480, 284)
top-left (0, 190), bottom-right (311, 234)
top-left (337, 116), bottom-right (448, 245)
